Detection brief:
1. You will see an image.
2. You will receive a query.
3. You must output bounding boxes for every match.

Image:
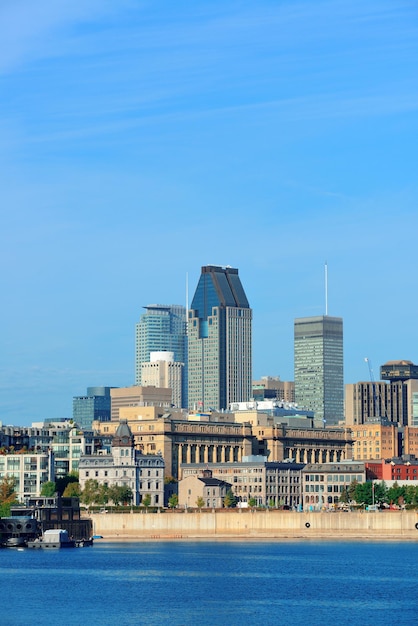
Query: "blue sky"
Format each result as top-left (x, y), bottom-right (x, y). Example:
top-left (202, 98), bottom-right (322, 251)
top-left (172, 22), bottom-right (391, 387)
top-left (1, 0), bottom-right (417, 425)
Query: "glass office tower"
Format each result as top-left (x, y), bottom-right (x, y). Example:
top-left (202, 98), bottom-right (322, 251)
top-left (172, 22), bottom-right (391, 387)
top-left (135, 304), bottom-right (187, 406)
top-left (73, 386), bottom-right (112, 430)
top-left (188, 265), bottom-right (252, 412)
top-left (294, 316), bottom-right (343, 425)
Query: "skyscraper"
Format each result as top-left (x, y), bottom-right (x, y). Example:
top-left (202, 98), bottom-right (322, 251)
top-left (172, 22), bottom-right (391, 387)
top-left (294, 316), bottom-right (343, 425)
top-left (135, 304), bottom-right (187, 405)
top-left (188, 265), bottom-right (252, 411)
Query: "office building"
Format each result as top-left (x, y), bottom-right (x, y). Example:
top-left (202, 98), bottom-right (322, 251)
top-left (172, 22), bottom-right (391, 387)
top-left (351, 422), bottom-right (399, 460)
top-left (135, 304), bottom-right (187, 406)
top-left (188, 265), bottom-right (252, 411)
top-left (346, 361), bottom-right (418, 427)
top-left (252, 376), bottom-right (295, 403)
top-left (141, 351), bottom-right (183, 409)
top-left (73, 386), bottom-right (113, 430)
top-left (294, 316), bottom-right (343, 425)
top-left (110, 385), bottom-right (172, 421)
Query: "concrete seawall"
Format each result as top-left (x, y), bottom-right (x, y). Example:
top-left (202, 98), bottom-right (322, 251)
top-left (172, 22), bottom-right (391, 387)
top-left (90, 510), bottom-right (418, 541)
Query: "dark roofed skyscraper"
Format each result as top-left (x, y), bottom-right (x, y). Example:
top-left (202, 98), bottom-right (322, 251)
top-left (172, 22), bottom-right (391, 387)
top-left (188, 265), bottom-right (252, 411)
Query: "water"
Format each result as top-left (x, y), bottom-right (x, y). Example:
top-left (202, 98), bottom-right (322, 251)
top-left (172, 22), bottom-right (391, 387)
top-left (2, 540), bottom-right (418, 625)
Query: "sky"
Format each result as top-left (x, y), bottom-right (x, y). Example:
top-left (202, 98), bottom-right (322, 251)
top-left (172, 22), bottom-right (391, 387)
top-left (1, 0), bottom-right (418, 425)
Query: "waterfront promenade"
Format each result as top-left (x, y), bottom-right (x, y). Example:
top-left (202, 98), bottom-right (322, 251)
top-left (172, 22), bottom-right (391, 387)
top-left (90, 509), bottom-right (418, 541)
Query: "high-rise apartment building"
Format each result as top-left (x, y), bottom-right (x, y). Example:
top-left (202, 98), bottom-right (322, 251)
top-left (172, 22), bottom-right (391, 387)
top-left (188, 265), bottom-right (252, 411)
top-left (294, 316), bottom-right (344, 425)
top-left (135, 304), bottom-right (187, 406)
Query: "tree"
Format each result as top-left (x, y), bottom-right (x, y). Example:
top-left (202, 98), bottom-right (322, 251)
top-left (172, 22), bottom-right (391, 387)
top-left (40, 481), bottom-right (56, 497)
top-left (223, 489), bottom-right (237, 508)
top-left (248, 497), bottom-right (257, 508)
top-left (168, 494), bottom-right (178, 509)
top-left (63, 481), bottom-right (81, 498)
top-left (80, 479), bottom-right (102, 507)
top-left (0, 475), bottom-right (17, 516)
top-left (339, 487), bottom-right (349, 504)
top-left (108, 485), bottom-right (132, 506)
top-left (141, 493), bottom-right (151, 509)
top-left (196, 496), bottom-right (205, 509)
top-left (56, 472), bottom-right (79, 496)
top-left (347, 479), bottom-right (358, 502)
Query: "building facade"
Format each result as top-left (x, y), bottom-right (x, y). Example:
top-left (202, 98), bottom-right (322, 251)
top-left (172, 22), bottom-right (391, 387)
top-left (135, 304), bottom-right (187, 405)
top-left (302, 461), bottom-right (366, 509)
top-left (0, 451), bottom-right (54, 502)
top-left (141, 351), bottom-right (183, 409)
top-left (294, 315), bottom-right (344, 425)
top-left (181, 459), bottom-right (304, 508)
top-left (178, 470), bottom-right (231, 508)
top-left (73, 386), bottom-right (113, 430)
top-left (79, 421), bottom-right (164, 507)
top-left (350, 422), bottom-right (399, 460)
top-left (110, 386), bottom-right (172, 421)
top-left (252, 376), bottom-right (295, 403)
top-left (188, 265), bottom-right (252, 412)
top-left (346, 361), bottom-right (418, 427)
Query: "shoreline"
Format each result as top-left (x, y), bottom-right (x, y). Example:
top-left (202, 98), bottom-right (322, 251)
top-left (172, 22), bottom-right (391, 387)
top-left (90, 509), bottom-right (418, 543)
top-left (97, 533), bottom-right (418, 542)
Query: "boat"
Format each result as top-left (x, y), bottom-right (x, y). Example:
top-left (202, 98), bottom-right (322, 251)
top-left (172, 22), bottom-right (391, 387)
top-left (27, 529), bottom-right (76, 549)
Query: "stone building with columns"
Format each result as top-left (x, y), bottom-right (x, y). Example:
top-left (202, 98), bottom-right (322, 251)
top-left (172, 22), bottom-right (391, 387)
top-left (234, 410), bottom-right (353, 464)
top-left (92, 408), bottom-right (353, 481)
top-left (93, 407), bottom-right (253, 480)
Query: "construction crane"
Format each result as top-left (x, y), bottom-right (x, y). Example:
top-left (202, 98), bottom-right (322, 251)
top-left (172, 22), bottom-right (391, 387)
top-left (364, 357), bottom-right (379, 419)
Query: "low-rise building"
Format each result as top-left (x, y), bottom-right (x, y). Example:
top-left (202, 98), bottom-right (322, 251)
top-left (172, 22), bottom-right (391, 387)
top-left (79, 420), bottom-right (164, 507)
top-left (365, 457), bottom-right (418, 481)
top-left (178, 470), bottom-right (231, 508)
top-left (350, 421), bottom-right (399, 460)
top-left (181, 457), bottom-right (304, 508)
top-left (302, 461), bottom-right (366, 510)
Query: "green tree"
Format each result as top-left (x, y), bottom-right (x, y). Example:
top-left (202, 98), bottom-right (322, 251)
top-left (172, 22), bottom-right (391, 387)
top-left (56, 472), bottom-right (79, 496)
top-left (0, 475), bottom-right (18, 516)
top-left (223, 489), bottom-right (237, 508)
top-left (168, 494), bottom-right (178, 509)
top-left (339, 487), bottom-right (349, 504)
top-left (248, 497), bottom-right (257, 508)
top-left (141, 493), bottom-right (151, 508)
top-left (196, 496), bottom-right (205, 509)
top-left (347, 479), bottom-right (358, 502)
top-left (108, 485), bottom-right (132, 506)
top-left (63, 481), bottom-right (81, 498)
top-left (40, 481), bottom-right (56, 497)
top-left (80, 479), bottom-right (102, 507)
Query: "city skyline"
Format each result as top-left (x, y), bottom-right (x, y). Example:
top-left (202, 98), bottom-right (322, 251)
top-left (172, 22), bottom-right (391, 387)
top-left (1, 1), bottom-right (418, 424)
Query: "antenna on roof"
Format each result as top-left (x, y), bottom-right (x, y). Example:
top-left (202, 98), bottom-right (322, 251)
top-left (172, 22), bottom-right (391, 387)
top-left (325, 261), bottom-right (328, 316)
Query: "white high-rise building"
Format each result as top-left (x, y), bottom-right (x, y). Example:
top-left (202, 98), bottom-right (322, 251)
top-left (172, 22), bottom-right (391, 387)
top-left (141, 352), bottom-right (184, 409)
